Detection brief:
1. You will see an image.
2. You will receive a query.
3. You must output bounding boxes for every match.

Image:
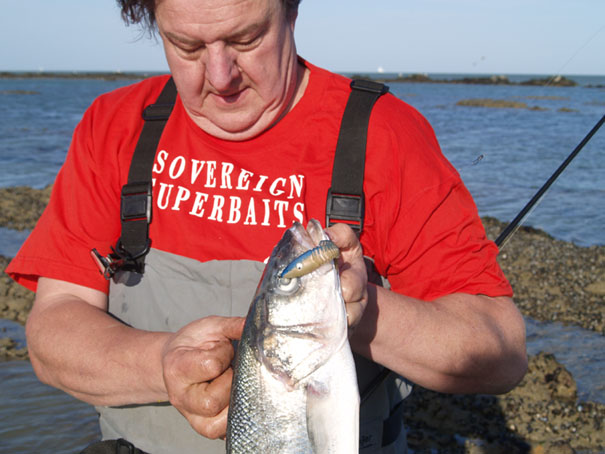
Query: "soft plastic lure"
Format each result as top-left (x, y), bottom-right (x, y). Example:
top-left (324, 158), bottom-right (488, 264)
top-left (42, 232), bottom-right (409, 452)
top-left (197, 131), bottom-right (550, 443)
top-left (279, 240), bottom-right (340, 279)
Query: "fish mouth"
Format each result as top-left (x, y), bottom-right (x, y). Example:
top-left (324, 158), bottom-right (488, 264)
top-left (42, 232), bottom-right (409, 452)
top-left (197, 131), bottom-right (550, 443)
top-left (289, 219), bottom-right (329, 250)
top-left (278, 220), bottom-right (338, 279)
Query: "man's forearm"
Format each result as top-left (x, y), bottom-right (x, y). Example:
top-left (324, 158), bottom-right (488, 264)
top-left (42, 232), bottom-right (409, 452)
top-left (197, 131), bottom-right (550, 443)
top-left (26, 297), bottom-right (171, 406)
top-left (350, 284), bottom-right (527, 395)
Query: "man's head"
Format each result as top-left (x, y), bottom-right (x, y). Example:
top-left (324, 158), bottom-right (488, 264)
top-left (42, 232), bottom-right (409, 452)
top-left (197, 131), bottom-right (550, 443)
top-left (117, 0), bottom-right (306, 142)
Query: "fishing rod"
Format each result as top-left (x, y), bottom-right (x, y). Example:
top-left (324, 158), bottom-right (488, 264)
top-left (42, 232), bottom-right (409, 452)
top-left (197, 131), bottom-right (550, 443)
top-left (495, 112), bottom-right (605, 248)
top-left (360, 112), bottom-right (605, 405)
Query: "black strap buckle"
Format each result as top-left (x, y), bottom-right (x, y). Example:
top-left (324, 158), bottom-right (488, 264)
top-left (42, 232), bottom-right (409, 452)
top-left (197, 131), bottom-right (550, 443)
top-left (121, 182), bottom-right (152, 222)
top-left (326, 189), bottom-right (364, 233)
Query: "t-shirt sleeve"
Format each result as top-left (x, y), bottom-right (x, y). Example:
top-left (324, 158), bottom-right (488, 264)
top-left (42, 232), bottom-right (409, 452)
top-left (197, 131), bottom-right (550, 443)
top-left (6, 99), bottom-right (126, 294)
top-left (361, 96), bottom-right (512, 301)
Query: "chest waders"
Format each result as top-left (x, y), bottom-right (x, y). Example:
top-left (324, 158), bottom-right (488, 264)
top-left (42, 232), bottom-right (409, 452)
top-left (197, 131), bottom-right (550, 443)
top-left (87, 78), bottom-right (409, 454)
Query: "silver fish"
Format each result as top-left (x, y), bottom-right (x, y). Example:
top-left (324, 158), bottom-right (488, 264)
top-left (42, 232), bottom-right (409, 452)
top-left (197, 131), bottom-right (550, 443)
top-left (227, 219), bottom-right (359, 453)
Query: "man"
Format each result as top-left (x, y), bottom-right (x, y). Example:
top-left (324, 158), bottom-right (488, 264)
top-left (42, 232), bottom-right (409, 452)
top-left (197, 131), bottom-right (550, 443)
top-left (7, 0), bottom-right (527, 452)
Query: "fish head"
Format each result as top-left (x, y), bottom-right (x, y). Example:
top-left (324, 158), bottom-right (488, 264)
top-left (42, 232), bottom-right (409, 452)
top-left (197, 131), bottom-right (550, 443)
top-left (251, 219), bottom-right (348, 386)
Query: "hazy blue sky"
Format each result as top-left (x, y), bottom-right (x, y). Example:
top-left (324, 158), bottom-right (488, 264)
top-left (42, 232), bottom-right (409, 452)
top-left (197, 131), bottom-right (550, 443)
top-left (2, 0), bottom-right (604, 75)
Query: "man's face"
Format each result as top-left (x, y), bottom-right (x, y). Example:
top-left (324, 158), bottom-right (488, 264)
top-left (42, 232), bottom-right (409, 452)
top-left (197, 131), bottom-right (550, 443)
top-left (156, 0), bottom-right (301, 141)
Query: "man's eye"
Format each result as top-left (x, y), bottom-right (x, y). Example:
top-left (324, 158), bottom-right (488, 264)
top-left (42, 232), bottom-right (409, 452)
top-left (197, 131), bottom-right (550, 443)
top-left (174, 43), bottom-right (205, 59)
top-left (181, 45), bottom-right (204, 54)
top-left (231, 36), bottom-right (261, 51)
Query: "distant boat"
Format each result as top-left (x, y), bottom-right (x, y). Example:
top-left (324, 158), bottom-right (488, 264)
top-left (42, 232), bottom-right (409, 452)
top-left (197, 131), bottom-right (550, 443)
top-left (377, 66), bottom-right (385, 73)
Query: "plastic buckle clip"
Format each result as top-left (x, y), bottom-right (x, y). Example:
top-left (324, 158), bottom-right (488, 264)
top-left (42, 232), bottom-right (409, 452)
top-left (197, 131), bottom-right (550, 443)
top-left (326, 189), bottom-right (364, 233)
top-left (120, 182), bottom-right (152, 223)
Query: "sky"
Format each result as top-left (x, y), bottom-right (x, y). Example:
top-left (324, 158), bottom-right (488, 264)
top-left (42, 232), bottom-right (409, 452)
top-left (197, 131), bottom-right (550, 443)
top-left (1, 0), bottom-right (604, 75)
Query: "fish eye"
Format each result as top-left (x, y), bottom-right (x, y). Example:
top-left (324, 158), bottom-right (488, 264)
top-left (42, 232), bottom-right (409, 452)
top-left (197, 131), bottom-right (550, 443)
top-left (276, 276), bottom-right (299, 294)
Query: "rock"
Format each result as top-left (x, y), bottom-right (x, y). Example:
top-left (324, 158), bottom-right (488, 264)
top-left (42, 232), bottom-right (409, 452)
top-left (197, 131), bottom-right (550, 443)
top-left (531, 441), bottom-right (575, 454)
top-left (0, 89), bottom-right (40, 95)
top-left (482, 216), bottom-right (605, 334)
top-left (531, 352), bottom-right (577, 402)
top-left (1, 255), bottom-right (35, 325)
top-left (585, 281), bottom-right (605, 295)
top-left (402, 353), bottom-right (604, 453)
top-left (362, 73), bottom-right (580, 87)
top-left (0, 185), bottom-right (52, 230)
top-left (0, 336), bottom-right (28, 360)
top-left (457, 98), bottom-right (528, 109)
top-left (520, 76), bottom-right (577, 87)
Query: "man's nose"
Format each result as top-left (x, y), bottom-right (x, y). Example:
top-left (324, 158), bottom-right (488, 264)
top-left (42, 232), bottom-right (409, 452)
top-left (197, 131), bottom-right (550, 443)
top-left (204, 44), bottom-right (238, 91)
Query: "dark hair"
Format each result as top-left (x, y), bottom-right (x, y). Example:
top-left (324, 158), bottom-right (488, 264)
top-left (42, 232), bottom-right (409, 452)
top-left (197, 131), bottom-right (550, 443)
top-left (117, 0), bottom-right (302, 31)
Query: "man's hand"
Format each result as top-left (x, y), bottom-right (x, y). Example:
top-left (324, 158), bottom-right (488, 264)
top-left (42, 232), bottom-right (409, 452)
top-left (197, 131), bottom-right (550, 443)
top-left (325, 223), bottom-right (368, 329)
top-left (161, 316), bottom-right (245, 439)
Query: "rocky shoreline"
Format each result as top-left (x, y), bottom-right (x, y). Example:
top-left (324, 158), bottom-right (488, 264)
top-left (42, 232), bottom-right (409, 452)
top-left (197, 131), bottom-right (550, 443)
top-left (5, 71), bottom-right (605, 89)
top-left (0, 71), bottom-right (152, 81)
top-left (355, 73), bottom-right (583, 87)
top-left (1, 185), bottom-right (604, 452)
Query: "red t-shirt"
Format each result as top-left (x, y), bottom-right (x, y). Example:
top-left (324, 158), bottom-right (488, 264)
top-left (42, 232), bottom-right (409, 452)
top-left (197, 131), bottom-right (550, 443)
top-left (7, 60), bottom-right (512, 301)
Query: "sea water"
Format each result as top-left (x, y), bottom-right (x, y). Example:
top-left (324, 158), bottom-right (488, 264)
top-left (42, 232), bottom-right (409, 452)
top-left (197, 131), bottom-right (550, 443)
top-left (1, 74), bottom-right (603, 245)
top-left (0, 73), bottom-right (604, 451)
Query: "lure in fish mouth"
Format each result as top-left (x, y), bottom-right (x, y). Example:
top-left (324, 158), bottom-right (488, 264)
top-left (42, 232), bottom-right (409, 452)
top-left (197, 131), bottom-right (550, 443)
top-left (279, 239), bottom-right (340, 279)
top-left (227, 219), bottom-right (359, 453)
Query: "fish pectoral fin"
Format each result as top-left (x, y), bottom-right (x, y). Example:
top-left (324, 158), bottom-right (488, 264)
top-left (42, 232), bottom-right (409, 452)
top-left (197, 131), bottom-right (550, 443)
top-left (260, 331), bottom-right (339, 386)
top-left (287, 346), bottom-right (335, 384)
top-left (306, 380), bottom-right (333, 452)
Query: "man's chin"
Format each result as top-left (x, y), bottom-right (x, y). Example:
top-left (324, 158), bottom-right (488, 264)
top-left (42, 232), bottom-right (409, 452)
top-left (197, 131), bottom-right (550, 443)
top-left (197, 115), bottom-right (269, 142)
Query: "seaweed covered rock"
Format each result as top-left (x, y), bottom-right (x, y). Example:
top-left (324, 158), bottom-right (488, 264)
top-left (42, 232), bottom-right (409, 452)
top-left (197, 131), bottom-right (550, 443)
top-left (0, 185), bottom-right (52, 231)
top-left (482, 217), bottom-right (605, 334)
top-left (0, 255), bottom-right (34, 324)
top-left (0, 336), bottom-right (28, 360)
top-left (520, 76), bottom-right (577, 87)
top-left (457, 99), bottom-right (528, 109)
top-left (403, 353), bottom-right (604, 453)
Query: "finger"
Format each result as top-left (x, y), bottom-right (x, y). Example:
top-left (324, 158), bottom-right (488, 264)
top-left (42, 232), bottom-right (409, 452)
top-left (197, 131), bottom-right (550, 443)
top-left (212, 316), bottom-right (246, 341)
top-left (325, 223), bottom-right (361, 252)
top-left (339, 266), bottom-right (367, 301)
top-left (346, 301), bottom-right (365, 329)
top-left (180, 366), bottom-right (234, 417)
top-left (164, 338), bottom-right (234, 392)
top-left (186, 399), bottom-right (231, 439)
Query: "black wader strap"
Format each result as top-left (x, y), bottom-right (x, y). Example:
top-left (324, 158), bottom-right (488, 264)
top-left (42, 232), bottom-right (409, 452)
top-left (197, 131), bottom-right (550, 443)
top-left (326, 79), bottom-right (389, 233)
top-left (326, 79), bottom-right (396, 408)
top-left (91, 77), bottom-right (177, 278)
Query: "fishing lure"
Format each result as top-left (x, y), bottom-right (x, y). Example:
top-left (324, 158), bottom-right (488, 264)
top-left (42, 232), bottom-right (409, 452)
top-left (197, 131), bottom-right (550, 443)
top-left (279, 240), bottom-right (340, 279)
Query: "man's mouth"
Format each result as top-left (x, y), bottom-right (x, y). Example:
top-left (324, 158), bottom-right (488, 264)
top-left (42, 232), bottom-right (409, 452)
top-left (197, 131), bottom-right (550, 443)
top-left (213, 88), bottom-right (246, 105)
